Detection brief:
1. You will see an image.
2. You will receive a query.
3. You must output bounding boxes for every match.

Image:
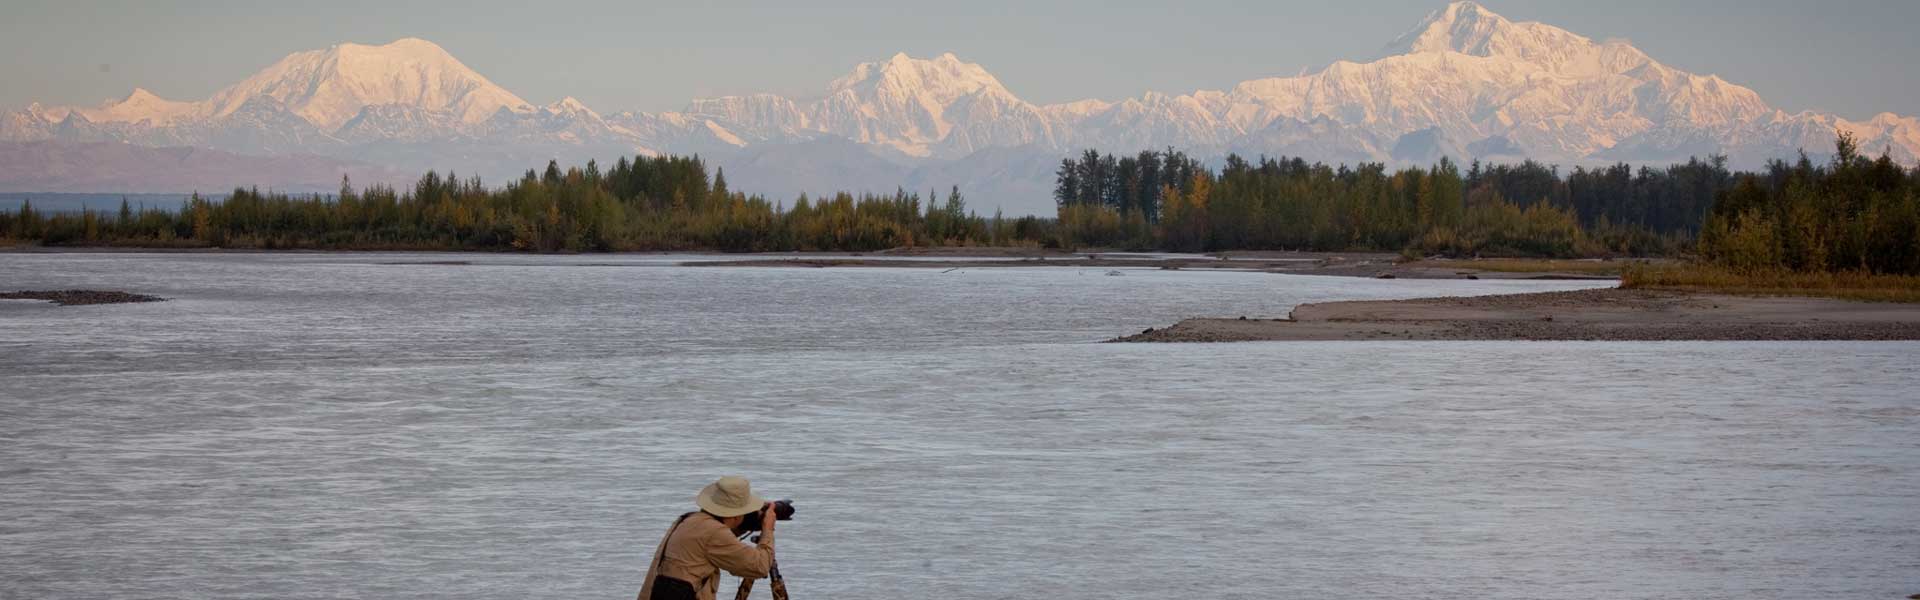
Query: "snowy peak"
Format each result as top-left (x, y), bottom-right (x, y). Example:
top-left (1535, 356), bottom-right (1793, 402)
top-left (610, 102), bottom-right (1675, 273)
top-left (828, 52), bottom-right (1015, 105)
top-left (65, 86), bottom-right (199, 125)
top-left (123, 87), bottom-right (164, 103)
top-left (545, 96), bottom-right (599, 119)
top-left (206, 37), bottom-right (531, 130)
top-left (1387, 1), bottom-right (1513, 55)
top-left (1383, 1), bottom-right (1597, 71)
top-left (810, 52), bottom-right (1041, 156)
top-left (663, 52), bottom-right (1059, 157)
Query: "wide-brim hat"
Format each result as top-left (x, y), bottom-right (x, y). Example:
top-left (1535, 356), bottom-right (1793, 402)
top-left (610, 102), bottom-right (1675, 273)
top-left (695, 476), bottom-right (765, 518)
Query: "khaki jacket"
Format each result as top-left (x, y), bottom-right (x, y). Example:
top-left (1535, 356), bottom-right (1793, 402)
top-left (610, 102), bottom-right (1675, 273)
top-left (637, 512), bottom-right (774, 600)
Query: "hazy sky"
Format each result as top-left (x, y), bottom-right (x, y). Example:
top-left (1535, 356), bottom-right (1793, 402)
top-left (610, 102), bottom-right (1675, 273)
top-left (4, 0), bottom-right (1917, 120)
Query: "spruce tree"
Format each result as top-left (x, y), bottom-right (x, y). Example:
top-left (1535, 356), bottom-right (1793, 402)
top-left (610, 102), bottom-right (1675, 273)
top-left (1053, 158), bottom-right (1079, 206)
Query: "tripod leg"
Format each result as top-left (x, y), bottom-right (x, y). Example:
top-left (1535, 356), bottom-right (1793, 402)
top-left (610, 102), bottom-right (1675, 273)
top-left (733, 576), bottom-right (755, 600)
top-left (769, 562), bottom-right (788, 600)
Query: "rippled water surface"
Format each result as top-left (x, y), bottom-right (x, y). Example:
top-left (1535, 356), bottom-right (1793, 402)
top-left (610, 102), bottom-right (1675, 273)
top-left (2, 252), bottom-right (1916, 599)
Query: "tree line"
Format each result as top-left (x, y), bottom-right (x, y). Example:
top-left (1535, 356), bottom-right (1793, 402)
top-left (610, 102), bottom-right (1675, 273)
top-left (1699, 133), bottom-right (1920, 274)
top-left (0, 155), bottom-right (1040, 252)
top-left (1051, 138), bottom-right (1918, 273)
top-left (1052, 150), bottom-right (1691, 257)
top-left (4, 136), bottom-right (1916, 275)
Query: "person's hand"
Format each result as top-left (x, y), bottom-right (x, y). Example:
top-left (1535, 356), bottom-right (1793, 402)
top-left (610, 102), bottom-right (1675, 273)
top-left (760, 502), bottom-right (777, 532)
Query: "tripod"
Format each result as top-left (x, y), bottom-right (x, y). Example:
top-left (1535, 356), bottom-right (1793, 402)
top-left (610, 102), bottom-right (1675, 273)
top-left (732, 534), bottom-right (789, 600)
top-left (731, 560), bottom-right (787, 600)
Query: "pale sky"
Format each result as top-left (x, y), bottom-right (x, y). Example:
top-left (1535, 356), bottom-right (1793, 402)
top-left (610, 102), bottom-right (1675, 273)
top-left (4, 0), bottom-right (1917, 120)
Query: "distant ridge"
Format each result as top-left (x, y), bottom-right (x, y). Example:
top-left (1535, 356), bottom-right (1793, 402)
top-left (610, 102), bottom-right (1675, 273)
top-left (4, 2), bottom-right (1917, 215)
top-left (0, 141), bottom-right (408, 194)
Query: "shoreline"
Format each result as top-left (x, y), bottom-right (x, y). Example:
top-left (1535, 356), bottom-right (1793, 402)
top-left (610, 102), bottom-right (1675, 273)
top-left (683, 251), bottom-right (1623, 280)
top-left (1111, 288), bottom-right (1920, 342)
top-left (1, 245), bottom-right (1624, 280)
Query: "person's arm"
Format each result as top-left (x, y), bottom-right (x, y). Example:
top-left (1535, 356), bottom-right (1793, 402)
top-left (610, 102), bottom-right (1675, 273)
top-left (703, 506), bottom-right (776, 579)
top-left (702, 529), bottom-right (772, 579)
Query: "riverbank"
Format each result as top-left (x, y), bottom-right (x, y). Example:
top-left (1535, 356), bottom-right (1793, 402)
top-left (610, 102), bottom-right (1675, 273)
top-left (1112, 288), bottom-right (1920, 342)
top-left (1621, 263), bottom-right (1920, 303)
top-left (0, 244), bottom-right (1635, 280)
top-left (694, 250), bottom-right (1627, 280)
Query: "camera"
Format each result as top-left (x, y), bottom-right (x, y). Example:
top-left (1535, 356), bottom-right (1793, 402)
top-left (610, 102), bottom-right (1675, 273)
top-left (734, 499), bottom-right (795, 535)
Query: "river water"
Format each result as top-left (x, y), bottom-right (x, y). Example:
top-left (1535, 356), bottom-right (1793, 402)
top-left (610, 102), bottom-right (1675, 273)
top-left (1, 252), bottom-right (1915, 599)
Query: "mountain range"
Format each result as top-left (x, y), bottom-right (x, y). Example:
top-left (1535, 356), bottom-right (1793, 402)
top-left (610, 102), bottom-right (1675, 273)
top-left (4, 1), bottom-right (1917, 215)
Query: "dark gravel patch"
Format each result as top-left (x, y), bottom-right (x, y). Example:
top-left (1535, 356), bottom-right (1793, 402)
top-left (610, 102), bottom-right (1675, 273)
top-left (0, 290), bottom-right (167, 306)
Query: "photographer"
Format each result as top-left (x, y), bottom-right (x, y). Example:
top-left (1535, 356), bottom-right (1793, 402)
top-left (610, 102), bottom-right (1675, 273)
top-left (636, 476), bottom-right (776, 600)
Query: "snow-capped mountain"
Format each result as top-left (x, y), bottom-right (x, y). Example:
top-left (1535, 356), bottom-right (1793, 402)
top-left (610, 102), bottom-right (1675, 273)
top-left (208, 37), bottom-right (531, 130)
top-left (807, 52), bottom-right (1063, 157)
top-left (1058, 0), bottom-right (1915, 168)
top-left (600, 53), bottom-right (1066, 159)
top-left (4, 2), bottom-right (1918, 215)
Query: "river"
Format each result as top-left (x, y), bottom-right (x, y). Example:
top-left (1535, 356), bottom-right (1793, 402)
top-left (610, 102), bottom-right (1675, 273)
top-left (2, 252), bottom-right (1915, 599)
